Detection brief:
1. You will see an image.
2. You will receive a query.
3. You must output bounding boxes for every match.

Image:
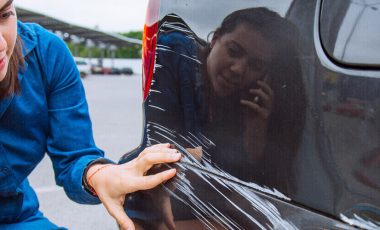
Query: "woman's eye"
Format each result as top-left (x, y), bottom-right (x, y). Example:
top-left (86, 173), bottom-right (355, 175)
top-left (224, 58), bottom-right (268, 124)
top-left (0, 11), bottom-right (15, 20)
top-left (227, 44), bottom-right (241, 57)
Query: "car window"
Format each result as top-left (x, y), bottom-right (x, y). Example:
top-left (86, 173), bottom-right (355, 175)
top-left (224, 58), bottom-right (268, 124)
top-left (76, 61), bottom-right (87, 65)
top-left (320, 0), bottom-right (380, 67)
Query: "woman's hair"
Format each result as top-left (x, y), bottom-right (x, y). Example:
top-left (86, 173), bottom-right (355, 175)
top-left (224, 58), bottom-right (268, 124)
top-left (0, 36), bottom-right (24, 99)
top-left (215, 7), bottom-right (307, 194)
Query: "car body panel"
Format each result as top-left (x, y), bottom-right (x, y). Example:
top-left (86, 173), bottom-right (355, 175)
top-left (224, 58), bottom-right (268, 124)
top-left (121, 0), bottom-right (380, 229)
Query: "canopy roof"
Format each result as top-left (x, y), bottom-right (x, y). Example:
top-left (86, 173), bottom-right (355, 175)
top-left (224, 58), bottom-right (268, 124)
top-left (16, 7), bottom-right (142, 48)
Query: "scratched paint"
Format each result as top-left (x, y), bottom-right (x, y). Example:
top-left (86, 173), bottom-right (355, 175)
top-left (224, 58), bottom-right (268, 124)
top-left (340, 214), bottom-right (380, 230)
top-left (127, 13), bottom-right (375, 229)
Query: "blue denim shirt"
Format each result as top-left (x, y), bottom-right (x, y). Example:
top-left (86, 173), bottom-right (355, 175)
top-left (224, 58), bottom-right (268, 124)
top-left (0, 21), bottom-right (106, 226)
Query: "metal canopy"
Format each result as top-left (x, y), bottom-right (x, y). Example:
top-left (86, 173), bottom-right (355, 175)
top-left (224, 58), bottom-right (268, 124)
top-left (16, 7), bottom-right (142, 48)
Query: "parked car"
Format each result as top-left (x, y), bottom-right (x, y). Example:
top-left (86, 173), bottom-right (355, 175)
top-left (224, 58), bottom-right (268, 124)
top-left (119, 67), bottom-right (134, 75)
top-left (90, 65), bottom-right (103, 75)
top-left (120, 0), bottom-right (380, 229)
top-left (110, 67), bottom-right (134, 75)
top-left (74, 57), bottom-right (91, 78)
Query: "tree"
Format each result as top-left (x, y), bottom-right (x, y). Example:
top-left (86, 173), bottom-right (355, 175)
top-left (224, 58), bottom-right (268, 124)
top-left (117, 31), bottom-right (143, 58)
top-left (66, 31), bottom-right (143, 58)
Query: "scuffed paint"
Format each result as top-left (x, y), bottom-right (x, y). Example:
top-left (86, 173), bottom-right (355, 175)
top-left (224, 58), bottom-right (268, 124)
top-left (144, 17), bottom-right (303, 229)
top-left (146, 120), bottom-right (297, 229)
top-left (340, 214), bottom-right (380, 230)
top-left (138, 14), bottom-right (367, 229)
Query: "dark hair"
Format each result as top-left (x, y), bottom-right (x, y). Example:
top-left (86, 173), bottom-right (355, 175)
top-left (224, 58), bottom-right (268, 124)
top-left (215, 7), bottom-right (307, 194)
top-left (0, 36), bottom-right (24, 99)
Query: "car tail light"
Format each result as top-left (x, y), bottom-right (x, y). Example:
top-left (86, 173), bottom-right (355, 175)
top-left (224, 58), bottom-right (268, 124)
top-left (142, 0), bottom-right (160, 101)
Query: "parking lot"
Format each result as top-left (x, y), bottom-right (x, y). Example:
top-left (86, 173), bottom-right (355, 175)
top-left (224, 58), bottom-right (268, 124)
top-left (29, 74), bottom-right (143, 229)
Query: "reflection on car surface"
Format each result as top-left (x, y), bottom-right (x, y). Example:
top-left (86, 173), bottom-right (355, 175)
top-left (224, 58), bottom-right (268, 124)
top-left (120, 0), bottom-right (380, 229)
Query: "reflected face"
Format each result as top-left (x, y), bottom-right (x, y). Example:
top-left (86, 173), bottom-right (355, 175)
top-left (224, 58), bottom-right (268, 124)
top-left (207, 24), bottom-right (273, 97)
top-left (0, 0), bottom-right (17, 82)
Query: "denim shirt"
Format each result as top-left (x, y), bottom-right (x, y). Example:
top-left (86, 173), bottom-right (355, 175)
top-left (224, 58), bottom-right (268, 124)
top-left (0, 21), bottom-right (105, 224)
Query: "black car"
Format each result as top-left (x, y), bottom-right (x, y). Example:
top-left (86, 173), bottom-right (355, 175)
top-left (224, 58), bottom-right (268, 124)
top-left (120, 0), bottom-right (380, 229)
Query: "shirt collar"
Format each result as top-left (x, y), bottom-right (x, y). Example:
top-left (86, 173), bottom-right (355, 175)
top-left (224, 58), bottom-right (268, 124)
top-left (17, 21), bottom-right (37, 58)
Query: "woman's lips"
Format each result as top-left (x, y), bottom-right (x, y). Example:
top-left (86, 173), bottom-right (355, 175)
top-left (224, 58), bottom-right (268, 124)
top-left (219, 74), bottom-right (239, 90)
top-left (0, 57), bottom-right (6, 71)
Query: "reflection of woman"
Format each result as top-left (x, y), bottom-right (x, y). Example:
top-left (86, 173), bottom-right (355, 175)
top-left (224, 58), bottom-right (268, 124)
top-left (149, 7), bottom-right (306, 194)
top-left (0, 1), bottom-right (180, 229)
top-left (128, 7), bottom-right (306, 229)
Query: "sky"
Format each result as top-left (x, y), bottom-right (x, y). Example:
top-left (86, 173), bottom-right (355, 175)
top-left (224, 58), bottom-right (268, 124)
top-left (15, 0), bottom-right (149, 33)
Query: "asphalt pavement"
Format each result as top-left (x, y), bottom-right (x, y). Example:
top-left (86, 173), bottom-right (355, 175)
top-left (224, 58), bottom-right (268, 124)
top-left (29, 74), bottom-right (143, 230)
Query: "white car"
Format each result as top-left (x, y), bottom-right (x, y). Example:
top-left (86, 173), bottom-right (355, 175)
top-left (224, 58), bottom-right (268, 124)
top-left (74, 57), bottom-right (91, 78)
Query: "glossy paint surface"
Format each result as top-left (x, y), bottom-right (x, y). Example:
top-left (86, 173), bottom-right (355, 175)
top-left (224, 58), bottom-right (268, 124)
top-left (121, 0), bottom-right (380, 229)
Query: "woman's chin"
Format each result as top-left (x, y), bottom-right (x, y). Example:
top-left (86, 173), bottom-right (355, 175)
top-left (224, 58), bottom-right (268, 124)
top-left (0, 74), bottom-right (6, 83)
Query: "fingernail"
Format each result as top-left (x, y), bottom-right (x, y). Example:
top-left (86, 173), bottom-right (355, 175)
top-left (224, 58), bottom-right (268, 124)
top-left (171, 152), bottom-right (181, 159)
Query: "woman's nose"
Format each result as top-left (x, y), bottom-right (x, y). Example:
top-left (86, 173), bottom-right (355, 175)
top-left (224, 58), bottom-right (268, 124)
top-left (0, 34), bottom-right (6, 53)
top-left (230, 58), bottom-right (247, 78)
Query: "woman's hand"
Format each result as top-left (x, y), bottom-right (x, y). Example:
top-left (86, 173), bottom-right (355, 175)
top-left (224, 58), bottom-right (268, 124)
top-left (240, 80), bottom-right (274, 120)
top-left (240, 80), bottom-right (274, 161)
top-left (86, 143), bottom-right (181, 230)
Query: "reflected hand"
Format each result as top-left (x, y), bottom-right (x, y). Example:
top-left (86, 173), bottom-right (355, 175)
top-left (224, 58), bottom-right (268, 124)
top-left (240, 80), bottom-right (274, 161)
top-left (240, 80), bottom-right (274, 120)
top-left (141, 146), bottom-right (202, 230)
top-left (87, 143), bottom-right (181, 230)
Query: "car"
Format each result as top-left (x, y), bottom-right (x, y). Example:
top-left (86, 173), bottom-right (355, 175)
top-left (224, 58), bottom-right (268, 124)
top-left (90, 65), bottom-right (103, 75)
top-left (119, 67), bottom-right (134, 75)
top-left (120, 0), bottom-right (380, 229)
top-left (74, 57), bottom-right (91, 78)
top-left (109, 67), bottom-right (134, 75)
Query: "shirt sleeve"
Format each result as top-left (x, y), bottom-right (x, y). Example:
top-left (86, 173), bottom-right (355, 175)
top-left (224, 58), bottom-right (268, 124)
top-left (36, 27), bottom-right (112, 204)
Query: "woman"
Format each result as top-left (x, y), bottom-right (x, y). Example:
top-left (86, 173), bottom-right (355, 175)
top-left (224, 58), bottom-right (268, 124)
top-left (130, 7), bottom-right (306, 229)
top-left (0, 1), bottom-right (180, 229)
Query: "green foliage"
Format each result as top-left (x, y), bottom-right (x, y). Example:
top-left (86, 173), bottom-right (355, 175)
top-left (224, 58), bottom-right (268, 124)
top-left (66, 31), bottom-right (143, 58)
top-left (120, 31), bottom-right (143, 40)
top-left (117, 31), bottom-right (143, 58)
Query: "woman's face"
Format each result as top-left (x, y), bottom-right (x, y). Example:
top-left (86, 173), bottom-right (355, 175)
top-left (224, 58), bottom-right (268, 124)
top-left (207, 23), bottom-right (273, 97)
top-left (0, 0), bottom-right (17, 82)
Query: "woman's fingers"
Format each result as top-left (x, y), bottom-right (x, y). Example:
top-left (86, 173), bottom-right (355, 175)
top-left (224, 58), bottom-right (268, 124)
top-left (257, 80), bottom-right (274, 99)
top-left (137, 149), bottom-right (181, 172)
top-left (241, 80), bottom-right (274, 117)
top-left (249, 88), bottom-right (270, 105)
top-left (138, 168), bottom-right (177, 190)
top-left (240, 99), bottom-right (270, 119)
top-left (142, 143), bottom-right (173, 153)
top-left (101, 197), bottom-right (135, 230)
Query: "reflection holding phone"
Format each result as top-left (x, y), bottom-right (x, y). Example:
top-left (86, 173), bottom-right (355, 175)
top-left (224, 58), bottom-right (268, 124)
top-left (148, 7), bottom-right (307, 195)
